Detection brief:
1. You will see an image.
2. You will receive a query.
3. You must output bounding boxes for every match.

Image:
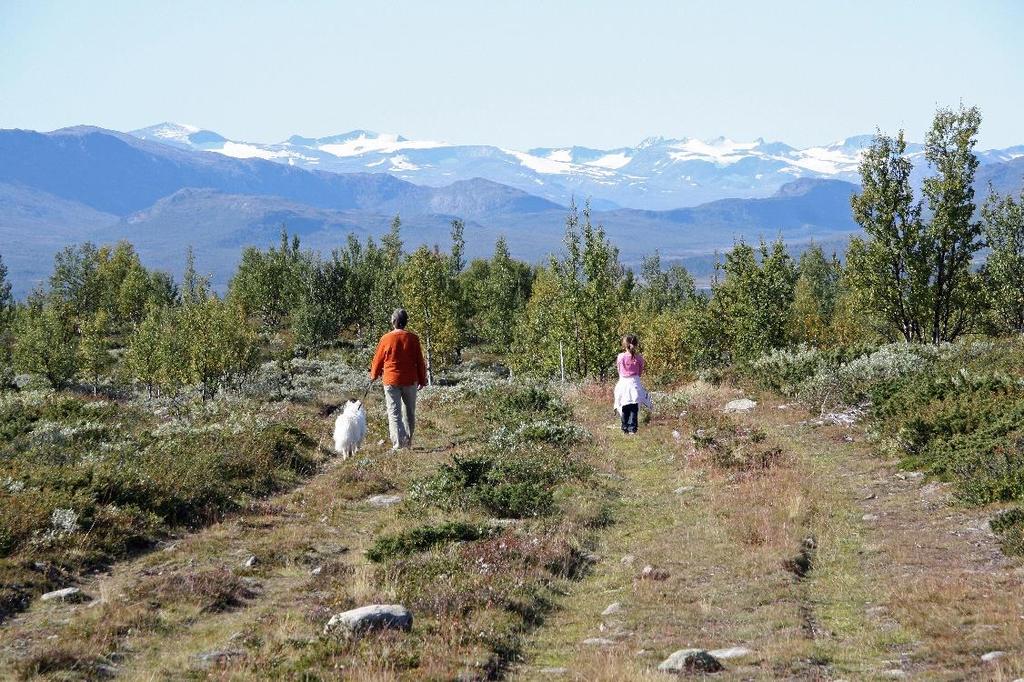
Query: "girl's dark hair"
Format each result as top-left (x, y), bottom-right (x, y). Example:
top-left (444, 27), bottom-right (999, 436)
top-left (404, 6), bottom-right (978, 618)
top-left (622, 334), bottom-right (639, 358)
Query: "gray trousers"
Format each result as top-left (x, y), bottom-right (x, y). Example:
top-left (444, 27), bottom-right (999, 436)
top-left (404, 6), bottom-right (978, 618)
top-left (383, 384), bottom-right (417, 447)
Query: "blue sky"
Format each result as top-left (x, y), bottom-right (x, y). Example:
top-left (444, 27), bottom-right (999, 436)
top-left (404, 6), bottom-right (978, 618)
top-left (2, 0), bottom-right (1022, 149)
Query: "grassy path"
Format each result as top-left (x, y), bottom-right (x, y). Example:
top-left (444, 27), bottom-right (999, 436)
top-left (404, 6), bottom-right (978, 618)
top-left (516, 382), bottom-right (1024, 680)
top-left (3, 378), bottom-right (1022, 680)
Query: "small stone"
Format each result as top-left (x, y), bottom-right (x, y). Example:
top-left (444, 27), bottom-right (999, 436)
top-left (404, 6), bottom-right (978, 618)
top-left (981, 651), bottom-right (1006, 663)
top-left (195, 649), bottom-right (246, 668)
top-left (40, 587), bottom-right (88, 603)
top-left (671, 430), bottom-right (681, 441)
top-left (310, 565), bottom-right (323, 576)
top-left (862, 514), bottom-right (880, 522)
top-left (620, 554), bottom-right (636, 566)
top-left (602, 602), bottom-right (622, 616)
top-left (366, 494), bottom-right (402, 508)
top-left (582, 637), bottom-right (615, 646)
top-left (724, 398), bottom-right (757, 413)
top-left (658, 649), bottom-right (723, 673)
top-left (324, 604), bottom-right (412, 634)
top-left (879, 670), bottom-right (907, 679)
top-left (708, 646), bottom-right (752, 659)
top-left (242, 555), bottom-right (258, 569)
top-left (376, 439), bottom-right (386, 446)
top-left (674, 486), bottom-right (695, 495)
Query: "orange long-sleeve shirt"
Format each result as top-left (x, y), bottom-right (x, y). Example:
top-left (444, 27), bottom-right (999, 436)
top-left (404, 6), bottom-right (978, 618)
top-left (370, 329), bottom-right (428, 387)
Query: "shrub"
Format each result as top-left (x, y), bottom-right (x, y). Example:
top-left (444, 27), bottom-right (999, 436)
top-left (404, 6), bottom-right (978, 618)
top-left (366, 522), bottom-right (493, 563)
top-left (485, 384), bottom-right (570, 426)
top-left (490, 420), bottom-right (587, 450)
top-left (991, 508), bottom-right (1024, 556)
top-left (411, 449), bottom-right (581, 518)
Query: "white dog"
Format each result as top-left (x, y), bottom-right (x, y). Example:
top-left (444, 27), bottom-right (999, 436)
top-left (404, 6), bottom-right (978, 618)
top-left (333, 399), bottom-right (367, 459)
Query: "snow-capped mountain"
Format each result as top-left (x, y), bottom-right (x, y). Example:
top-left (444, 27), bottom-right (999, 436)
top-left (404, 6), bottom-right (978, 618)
top-left (129, 123), bottom-right (1024, 210)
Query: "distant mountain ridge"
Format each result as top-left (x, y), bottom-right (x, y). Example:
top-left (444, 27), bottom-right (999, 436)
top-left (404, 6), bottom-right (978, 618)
top-left (131, 122), bottom-right (1024, 210)
top-left (1, 124), bottom-right (1022, 297)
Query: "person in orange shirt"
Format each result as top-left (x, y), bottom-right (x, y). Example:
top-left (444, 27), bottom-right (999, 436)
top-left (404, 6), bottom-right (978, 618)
top-left (369, 308), bottom-right (428, 450)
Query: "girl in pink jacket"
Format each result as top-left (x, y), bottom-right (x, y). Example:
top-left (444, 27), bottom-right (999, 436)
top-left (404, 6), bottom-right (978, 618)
top-left (613, 334), bottom-right (652, 434)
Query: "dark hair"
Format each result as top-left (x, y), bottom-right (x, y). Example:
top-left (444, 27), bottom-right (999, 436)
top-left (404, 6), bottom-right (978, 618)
top-left (391, 308), bottom-right (408, 329)
top-left (622, 333), bottom-right (639, 358)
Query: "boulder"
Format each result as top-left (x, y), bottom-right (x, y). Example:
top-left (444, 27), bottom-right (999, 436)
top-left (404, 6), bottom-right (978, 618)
top-left (981, 651), bottom-right (1006, 663)
top-left (723, 398), bottom-right (757, 413)
top-left (708, 646), bottom-right (752, 660)
top-left (324, 604), bottom-right (412, 634)
top-left (658, 648), bottom-right (723, 673)
top-left (40, 587), bottom-right (88, 603)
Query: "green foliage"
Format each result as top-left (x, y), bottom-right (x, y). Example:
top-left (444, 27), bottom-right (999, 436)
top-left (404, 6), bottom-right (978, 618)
top-left (178, 298), bottom-right (261, 399)
top-left (78, 310), bottom-right (113, 394)
top-left (402, 245), bottom-right (461, 382)
top-left (463, 237), bottom-right (533, 352)
top-left (366, 521), bottom-right (492, 563)
top-left (790, 244), bottom-right (842, 346)
top-left (12, 303), bottom-right (78, 389)
top-left (848, 130), bottom-right (929, 342)
top-left (921, 103), bottom-right (984, 342)
top-left (293, 254), bottom-right (350, 346)
top-left (364, 216), bottom-right (405, 341)
top-left (634, 250), bottom-right (696, 314)
top-left (48, 241), bottom-right (175, 336)
top-left (512, 203), bottom-right (628, 379)
top-left (0, 253), bottom-right (12, 386)
top-left (991, 509), bottom-right (1024, 556)
top-left (122, 298), bottom-right (259, 399)
top-left (849, 106), bottom-right (984, 343)
top-left (485, 384), bottom-right (571, 425)
top-left (230, 227), bottom-right (310, 330)
top-left (980, 188), bottom-right (1024, 334)
top-left (711, 239), bottom-right (797, 365)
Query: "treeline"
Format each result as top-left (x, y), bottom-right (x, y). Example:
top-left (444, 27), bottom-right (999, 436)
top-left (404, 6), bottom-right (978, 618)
top-left (0, 104), bottom-right (1022, 397)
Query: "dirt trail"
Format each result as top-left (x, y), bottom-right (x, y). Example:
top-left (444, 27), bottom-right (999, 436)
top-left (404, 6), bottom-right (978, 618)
top-left (515, 384), bottom-right (1024, 680)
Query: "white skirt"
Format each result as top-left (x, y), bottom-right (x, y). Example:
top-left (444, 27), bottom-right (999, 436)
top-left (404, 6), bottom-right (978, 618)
top-left (614, 376), bottom-right (653, 414)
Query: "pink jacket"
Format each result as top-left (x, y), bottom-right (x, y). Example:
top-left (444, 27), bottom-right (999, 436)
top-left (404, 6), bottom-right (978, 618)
top-left (617, 352), bottom-right (645, 378)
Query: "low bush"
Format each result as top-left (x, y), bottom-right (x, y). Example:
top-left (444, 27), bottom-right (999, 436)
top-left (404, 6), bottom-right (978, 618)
top-left (485, 384), bottom-right (571, 426)
top-left (411, 448), bottom-right (585, 518)
top-left (366, 522), bottom-right (493, 563)
top-left (0, 392), bottom-right (317, 603)
top-left (991, 508), bottom-right (1024, 556)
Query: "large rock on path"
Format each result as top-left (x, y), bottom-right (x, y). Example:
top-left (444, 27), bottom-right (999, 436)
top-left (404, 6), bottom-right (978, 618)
top-left (658, 648), bottom-right (724, 673)
top-left (40, 587), bottom-right (88, 603)
top-left (324, 604), bottom-right (412, 634)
